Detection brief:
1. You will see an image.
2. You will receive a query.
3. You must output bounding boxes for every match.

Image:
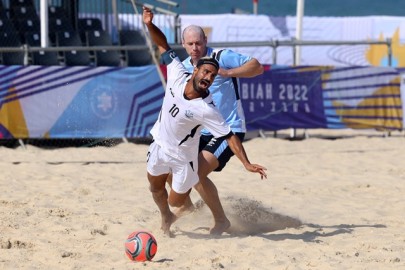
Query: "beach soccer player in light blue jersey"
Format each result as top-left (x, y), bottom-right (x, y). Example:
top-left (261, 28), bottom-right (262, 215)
top-left (183, 47), bottom-right (250, 137)
top-left (178, 25), bottom-right (264, 235)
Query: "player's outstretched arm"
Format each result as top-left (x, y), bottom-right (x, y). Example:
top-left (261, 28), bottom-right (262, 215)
top-left (142, 6), bottom-right (170, 54)
top-left (226, 134), bottom-right (267, 179)
top-left (218, 58), bottom-right (264, 78)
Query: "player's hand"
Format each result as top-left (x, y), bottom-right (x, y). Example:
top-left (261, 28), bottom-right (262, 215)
top-left (142, 6), bottom-right (153, 25)
top-left (245, 163), bottom-right (267, 179)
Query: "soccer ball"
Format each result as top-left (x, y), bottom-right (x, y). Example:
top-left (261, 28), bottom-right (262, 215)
top-left (125, 230), bottom-right (158, 262)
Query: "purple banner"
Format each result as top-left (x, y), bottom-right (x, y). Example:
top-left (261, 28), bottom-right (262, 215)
top-left (240, 67), bottom-right (327, 130)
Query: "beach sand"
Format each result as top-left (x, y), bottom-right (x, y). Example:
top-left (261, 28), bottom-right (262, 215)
top-left (1, 130), bottom-right (404, 269)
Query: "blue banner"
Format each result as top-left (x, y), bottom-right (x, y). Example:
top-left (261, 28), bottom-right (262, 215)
top-left (48, 67), bottom-right (164, 138)
top-left (241, 67), bottom-right (327, 130)
top-left (0, 65), bottom-right (402, 139)
top-left (0, 65), bottom-right (164, 139)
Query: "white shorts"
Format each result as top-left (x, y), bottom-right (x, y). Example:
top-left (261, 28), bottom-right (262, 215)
top-left (147, 141), bottom-right (199, 194)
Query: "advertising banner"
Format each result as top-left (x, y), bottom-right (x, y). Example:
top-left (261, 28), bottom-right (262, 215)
top-left (241, 66), bottom-right (403, 131)
top-left (241, 67), bottom-right (326, 130)
top-left (0, 65), bottom-right (403, 140)
top-left (322, 66), bottom-right (403, 130)
top-left (0, 65), bottom-right (164, 139)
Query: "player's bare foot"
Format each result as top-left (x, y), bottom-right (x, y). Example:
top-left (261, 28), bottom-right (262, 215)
top-left (161, 211), bottom-right (178, 236)
top-left (209, 218), bottom-right (231, 235)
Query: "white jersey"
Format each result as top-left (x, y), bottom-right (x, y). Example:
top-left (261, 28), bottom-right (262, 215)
top-left (183, 47), bottom-right (250, 135)
top-left (150, 51), bottom-right (231, 162)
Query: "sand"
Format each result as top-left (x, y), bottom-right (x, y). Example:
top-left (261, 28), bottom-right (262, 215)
top-left (1, 130), bottom-right (404, 269)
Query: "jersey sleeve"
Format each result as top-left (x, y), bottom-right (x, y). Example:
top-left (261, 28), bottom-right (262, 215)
top-left (218, 49), bottom-right (252, 69)
top-left (161, 49), bottom-right (177, 65)
top-left (162, 50), bottom-right (190, 86)
top-left (201, 105), bottom-right (231, 138)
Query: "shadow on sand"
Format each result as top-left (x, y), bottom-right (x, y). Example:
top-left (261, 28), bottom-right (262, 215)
top-left (178, 197), bottom-right (386, 242)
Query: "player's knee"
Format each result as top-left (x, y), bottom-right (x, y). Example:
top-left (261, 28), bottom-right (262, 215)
top-left (168, 196), bottom-right (184, 208)
top-left (168, 200), bottom-right (180, 208)
top-left (149, 184), bottom-right (163, 194)
top-left (147, 173), bottom-right (168, 193)
top-left (197, 170), bottom-right (211, 181)
top-left (168, 189), bottom-right (190, 207)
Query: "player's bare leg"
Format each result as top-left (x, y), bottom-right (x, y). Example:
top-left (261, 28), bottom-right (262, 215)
top-left (168, 189), bottom-right (192, 209)
top-left (194, 178), bottom-right (230, 235)
top-left (196, 151), bottom-right (231, 235)
top-left (147, 173), bottom-right (177, 236)
top-left (166, 173), bottom-right (195, 216)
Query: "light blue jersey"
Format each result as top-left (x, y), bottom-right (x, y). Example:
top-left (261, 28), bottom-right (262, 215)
top-left (183, 47), bottom-right (250, 136)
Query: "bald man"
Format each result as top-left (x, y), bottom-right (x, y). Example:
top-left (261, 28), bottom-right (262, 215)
top-left (173, 25), bottom-right (265, 235)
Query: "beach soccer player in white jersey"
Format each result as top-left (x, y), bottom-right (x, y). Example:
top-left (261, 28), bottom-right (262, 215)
top-left (142, 6), bottom-right (267, 236)
top-left (172, 25), bottom-right (265, 234)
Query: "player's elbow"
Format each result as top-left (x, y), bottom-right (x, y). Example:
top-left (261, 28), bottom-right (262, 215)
top-left (246, 59), bottom-right (264, 77)
top-left (254, 60), bottom-right (264, 75)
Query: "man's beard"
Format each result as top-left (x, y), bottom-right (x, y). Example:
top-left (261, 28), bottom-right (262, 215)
top-left (193, 77), bottom-right (206, 93)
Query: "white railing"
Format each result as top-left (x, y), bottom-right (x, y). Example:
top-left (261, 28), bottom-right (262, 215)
top-left (0, 38), bottom-right (394, 66)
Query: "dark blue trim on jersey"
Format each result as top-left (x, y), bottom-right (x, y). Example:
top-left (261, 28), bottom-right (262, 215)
top-left (232, 77), bottom-right (240, 100)
top-left (212, 49), bottom-right (240, 101)
top-left (189, 161), bottom-right (195, 171)
top-left (215, 50), bottom-right (224, 61)
top-left (179, 124), bottom-right (201, 146)
top-left (161, 49), bottom-right (176, 65)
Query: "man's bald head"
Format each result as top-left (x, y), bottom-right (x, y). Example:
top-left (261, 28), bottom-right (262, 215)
top-left (181, 25), bottom-right (208, 64)
top-left (182, 25), bottom-right (206, 42)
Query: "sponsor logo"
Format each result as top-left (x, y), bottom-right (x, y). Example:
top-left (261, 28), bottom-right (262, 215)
top-left (185, 110), bottom-right (193, 118)
top-left (90, 85), bottom-right (118, 119)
